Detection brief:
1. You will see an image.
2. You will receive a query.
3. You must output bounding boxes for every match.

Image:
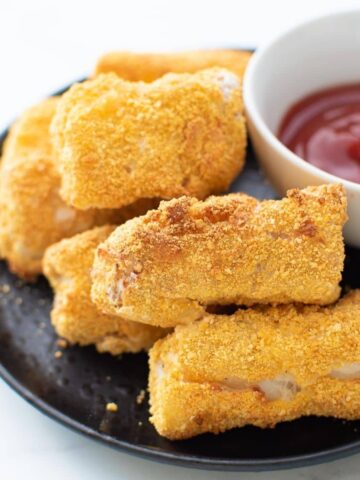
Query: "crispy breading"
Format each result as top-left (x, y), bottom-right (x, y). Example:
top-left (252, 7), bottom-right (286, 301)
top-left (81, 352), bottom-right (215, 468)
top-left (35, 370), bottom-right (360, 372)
top-left (149, 290), bottom-right (360, 439)
top-left (0, 98), bottom-right (157, 279)
top-left (51, 69), bottom-right (246, 209)
top-left (43, 226), bottom-right (166, 355)
top-left (91, 185), bottom-right (347, 328)
top-left (94, 49), bottom-right (251, 82)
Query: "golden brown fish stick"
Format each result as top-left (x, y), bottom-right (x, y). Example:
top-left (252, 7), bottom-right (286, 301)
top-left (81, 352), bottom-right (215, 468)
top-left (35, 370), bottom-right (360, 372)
top-left (43, 226), bottom-right (165, 355)
top-left (149, 290), bottom-right (360, 440)
top-left (95, 49), bottom-right (251, 82)
top-left (51, 69), bottom-right (246, 210)
top-left (0, 98), bottom-right (156, 279)
top-left (91, 184), bottom-right (347, 328)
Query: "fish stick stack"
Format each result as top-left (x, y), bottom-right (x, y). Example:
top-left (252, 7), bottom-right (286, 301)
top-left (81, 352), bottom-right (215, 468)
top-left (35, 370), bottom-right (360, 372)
top-left (88, 182), bottom-right (359, 438)
top-left (2, 49), bottom-right (359, 441)
top-left (1, 51), bottom-right (249, 352)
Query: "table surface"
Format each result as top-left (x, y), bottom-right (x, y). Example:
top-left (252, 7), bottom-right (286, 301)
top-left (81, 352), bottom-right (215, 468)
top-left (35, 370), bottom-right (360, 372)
top-left (2, 1), bottom-right (360, 478)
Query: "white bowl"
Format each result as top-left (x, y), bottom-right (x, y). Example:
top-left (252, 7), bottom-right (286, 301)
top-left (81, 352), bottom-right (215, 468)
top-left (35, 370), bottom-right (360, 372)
top-left (244, 9), bottom-right (360, 246)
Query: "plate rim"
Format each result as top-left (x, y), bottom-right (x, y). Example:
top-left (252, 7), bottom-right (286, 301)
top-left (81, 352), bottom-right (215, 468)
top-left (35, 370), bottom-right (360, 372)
top-left (1, 74), bottom-right (360, 471)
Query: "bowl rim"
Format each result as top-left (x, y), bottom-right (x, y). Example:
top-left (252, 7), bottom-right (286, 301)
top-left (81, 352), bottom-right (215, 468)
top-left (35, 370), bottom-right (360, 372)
top-left (243, 8), bottom-right (360, 192)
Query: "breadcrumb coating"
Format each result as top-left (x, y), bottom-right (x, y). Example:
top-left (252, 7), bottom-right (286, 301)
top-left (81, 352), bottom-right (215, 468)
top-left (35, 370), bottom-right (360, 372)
top-left (149, 290), bottom-right (360, 439)
top-left (91, 184), bottom-right (347, 328)
top-left (51, 68), bottom-right (246, 209)
top-left (95, 49), bottom-right (251, 82)
top-left (0, 98), bottom-right (157, 279)
top-left (43, 226), bottom-right (165, 355)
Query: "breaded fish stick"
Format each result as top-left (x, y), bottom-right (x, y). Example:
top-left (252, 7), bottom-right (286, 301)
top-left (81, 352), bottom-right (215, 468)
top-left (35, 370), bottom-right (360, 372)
top-left (43, 226), bottom-right (165, 355)
top-left (0, 98), bottom-right (155, 279)
top-left (91, 184), bottom-right (347, 328)
top-left (51, 69), bottom-right (246, 209)
top-left (149, 290), bottom-right (360, 439)
top-left (95, 49), bottom-right (251, 82)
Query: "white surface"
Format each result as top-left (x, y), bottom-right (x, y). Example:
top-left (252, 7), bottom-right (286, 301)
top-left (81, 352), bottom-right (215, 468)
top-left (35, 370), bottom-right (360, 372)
top-left (244, 9), bottom-right (360, 246)
top-left (1, 0), bottom-right (360, 478)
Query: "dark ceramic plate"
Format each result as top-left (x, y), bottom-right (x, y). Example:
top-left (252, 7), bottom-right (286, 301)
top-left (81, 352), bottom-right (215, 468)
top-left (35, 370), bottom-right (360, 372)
top-left (1, 84), bottom-right (360, 473)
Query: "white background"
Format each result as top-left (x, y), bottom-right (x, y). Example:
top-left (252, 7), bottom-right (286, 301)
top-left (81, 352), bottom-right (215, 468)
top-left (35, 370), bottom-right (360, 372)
top-left (1, 1), bottom-right (360, 478)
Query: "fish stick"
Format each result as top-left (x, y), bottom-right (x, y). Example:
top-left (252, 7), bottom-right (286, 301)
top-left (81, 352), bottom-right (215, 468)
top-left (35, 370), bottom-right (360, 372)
top-left (43, 226), bottom-right (166, 355)
top-left (51, 68), bottom-right (246, 210)
top-left (95, 49), bottom-right (251, 82)
top-left (0, 98), bottom-right (156, 279)
top-left (91, 184), bottom-right (347, 328)
top-left (149, 290), bottom-right (360, 439)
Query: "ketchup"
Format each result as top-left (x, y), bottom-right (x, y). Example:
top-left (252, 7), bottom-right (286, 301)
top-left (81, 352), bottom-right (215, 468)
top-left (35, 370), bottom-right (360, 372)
top-left (278, 84), bottom-right (360, 183)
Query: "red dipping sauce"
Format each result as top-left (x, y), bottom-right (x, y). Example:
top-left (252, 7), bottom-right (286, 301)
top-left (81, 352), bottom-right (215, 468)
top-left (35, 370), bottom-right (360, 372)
top-left (278, 84), bottom-right (360, 183)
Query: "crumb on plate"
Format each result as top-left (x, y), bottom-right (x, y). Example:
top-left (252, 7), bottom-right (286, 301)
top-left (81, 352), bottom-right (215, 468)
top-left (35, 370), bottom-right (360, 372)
top-left (106, 402), bottom-right (118, 412)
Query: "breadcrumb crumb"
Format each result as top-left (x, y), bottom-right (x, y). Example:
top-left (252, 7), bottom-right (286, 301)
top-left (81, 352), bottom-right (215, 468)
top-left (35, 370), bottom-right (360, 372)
top-left (136, 389), bottom-right (146, 405)
top-left (57, 338), bottom-right (68, 349)
top-left (106, 402), bottom-right (118, 412)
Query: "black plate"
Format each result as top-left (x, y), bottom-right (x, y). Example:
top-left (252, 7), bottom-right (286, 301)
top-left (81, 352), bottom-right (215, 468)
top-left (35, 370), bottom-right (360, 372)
top-left (1, 85), bottom-right (360, 473)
